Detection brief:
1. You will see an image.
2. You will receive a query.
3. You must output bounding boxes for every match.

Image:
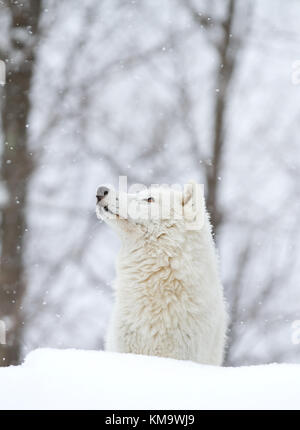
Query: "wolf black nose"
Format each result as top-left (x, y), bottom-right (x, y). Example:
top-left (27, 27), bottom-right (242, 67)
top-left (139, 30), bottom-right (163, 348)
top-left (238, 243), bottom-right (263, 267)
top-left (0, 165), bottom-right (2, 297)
top-left (96, 186), bottom-right (110, 203)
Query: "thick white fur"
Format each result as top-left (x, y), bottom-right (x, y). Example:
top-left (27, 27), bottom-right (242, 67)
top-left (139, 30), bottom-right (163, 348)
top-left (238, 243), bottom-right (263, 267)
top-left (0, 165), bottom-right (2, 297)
top-left (96, 183), bottom-right (228, 365)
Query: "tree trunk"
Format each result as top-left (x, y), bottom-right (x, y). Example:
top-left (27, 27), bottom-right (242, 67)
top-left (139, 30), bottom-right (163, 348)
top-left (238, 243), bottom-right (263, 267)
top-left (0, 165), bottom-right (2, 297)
top-left (206, 0), bottom-right (236, 234)
top-left (0, 0), bottom-right (41, 366)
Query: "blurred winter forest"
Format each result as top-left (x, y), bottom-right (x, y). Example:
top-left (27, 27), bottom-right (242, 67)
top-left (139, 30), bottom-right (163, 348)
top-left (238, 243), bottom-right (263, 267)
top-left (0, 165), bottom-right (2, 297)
top-left (0, 0), bottom-right (299, 367)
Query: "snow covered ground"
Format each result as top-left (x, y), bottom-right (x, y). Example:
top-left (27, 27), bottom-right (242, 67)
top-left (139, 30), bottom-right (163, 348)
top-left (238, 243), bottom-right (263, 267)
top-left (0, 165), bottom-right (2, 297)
top-left (0, 348), bottom-right (299, 410)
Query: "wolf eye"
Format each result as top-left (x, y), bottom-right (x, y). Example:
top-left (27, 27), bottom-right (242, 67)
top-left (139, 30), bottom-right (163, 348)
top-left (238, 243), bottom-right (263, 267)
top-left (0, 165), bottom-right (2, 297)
top-left (146, 197), bottom-right (154, 203)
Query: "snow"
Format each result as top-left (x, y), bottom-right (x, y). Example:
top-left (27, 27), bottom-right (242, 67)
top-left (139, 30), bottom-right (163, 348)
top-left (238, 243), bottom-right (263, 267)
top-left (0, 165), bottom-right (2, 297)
top-left (0, 348), bottom-right (299, 410)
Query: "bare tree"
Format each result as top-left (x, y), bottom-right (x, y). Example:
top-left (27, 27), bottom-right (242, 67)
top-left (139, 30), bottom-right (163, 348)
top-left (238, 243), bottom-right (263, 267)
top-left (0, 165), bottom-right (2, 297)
top-left (185, 0), bottom-right (251, 232)
top-left (184, 0), bottom-right (300, 366)
top-left (0, 0), bottom-right (42, 366)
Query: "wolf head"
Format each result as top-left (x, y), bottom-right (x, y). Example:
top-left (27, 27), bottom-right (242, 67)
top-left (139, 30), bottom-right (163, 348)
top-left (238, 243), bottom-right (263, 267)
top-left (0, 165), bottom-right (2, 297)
top-left (96, 182), bottom-right (205, 240)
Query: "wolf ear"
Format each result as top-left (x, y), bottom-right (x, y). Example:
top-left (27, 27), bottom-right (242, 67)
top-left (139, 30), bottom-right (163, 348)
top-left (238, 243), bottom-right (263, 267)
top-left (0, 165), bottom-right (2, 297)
top-left (182, 181), bottom-right (205, 229)
top-left (182, 180), bottom-right (196, 206)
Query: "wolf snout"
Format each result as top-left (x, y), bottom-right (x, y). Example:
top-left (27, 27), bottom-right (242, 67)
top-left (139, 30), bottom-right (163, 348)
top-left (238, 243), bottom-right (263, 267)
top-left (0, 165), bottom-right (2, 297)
top-left (96, 186), bottom-right (110, 203)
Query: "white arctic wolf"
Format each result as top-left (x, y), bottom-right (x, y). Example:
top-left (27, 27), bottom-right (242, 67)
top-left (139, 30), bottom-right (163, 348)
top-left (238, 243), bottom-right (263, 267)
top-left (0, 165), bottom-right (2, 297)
top-left (96, 182), bottom-right (227, 365)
